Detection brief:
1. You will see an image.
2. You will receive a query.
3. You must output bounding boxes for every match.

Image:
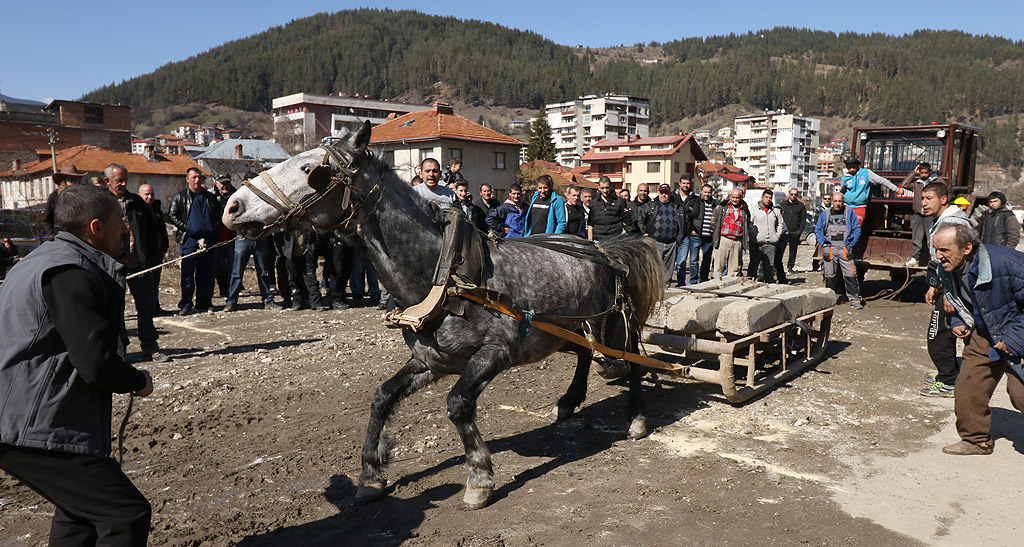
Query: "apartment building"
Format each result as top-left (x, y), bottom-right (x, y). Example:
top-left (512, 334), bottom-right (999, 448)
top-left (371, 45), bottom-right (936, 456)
top-left (272, 92), bottom-right (429, 154)
top-left (545, 94), bottom-right (650, 167)
top-left (733, 111), bottom-right (820, 196)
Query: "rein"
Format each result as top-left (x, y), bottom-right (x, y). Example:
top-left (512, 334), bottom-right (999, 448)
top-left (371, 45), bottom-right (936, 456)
top-left (244, 143), bottom-right (370, 236)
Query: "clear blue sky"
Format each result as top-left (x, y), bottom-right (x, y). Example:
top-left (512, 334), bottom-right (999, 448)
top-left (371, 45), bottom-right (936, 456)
top-left (2, 0), bottom-right (1022, 104)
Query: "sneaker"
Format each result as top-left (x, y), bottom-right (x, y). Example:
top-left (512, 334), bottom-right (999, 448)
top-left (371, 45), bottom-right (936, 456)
top-left (315, 304), bottom-right (331, 311)
top-left (264, 301), bottom-right (282, 310)
top-left (942, 440), bottom-right (993, 455)
top-left (376, 300), bottom-right (387, 311)
top-left (920, 381), bottom-right (954, 397)
top-left (332, 300), bottom-right (350, 311)
top-left (290, 301), bottom-right (309, 311)
top-left (924, 373), bottom-right (938, 385)
top-left (851, 301), bottom-right (865, 309)
top-left (178, 303), bottom-right (194, 316)
top-left (223, 302), bottom-right (238, 312)
top-left (143, 351), bottom-right (170, 363)
top-left (787, 269), bottom-right (797, 275)
top-left (905, 257), bottom-right (919, 268)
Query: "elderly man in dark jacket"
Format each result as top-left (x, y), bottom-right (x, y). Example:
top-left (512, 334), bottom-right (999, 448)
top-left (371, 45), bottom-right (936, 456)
top-left (636, 183), bottom-right (687, 282)
top-left (105, 163), bottom-right (169, 362)
top-left (934, 223), bottom-right (1024, 455)
top-left (0, 184), bottom-right (155, 545)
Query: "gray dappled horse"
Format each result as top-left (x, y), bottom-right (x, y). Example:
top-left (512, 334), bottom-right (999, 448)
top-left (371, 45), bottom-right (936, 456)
top-left (222, 122), bottom-right (664, 509)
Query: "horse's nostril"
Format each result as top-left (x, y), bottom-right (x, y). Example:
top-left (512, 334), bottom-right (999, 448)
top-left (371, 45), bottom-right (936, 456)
top-left (227, 201), bottom-right (240, 215)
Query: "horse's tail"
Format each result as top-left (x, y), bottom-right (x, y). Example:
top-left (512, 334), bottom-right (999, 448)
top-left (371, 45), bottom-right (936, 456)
top-left (596, 235), bottom-right (664, 331)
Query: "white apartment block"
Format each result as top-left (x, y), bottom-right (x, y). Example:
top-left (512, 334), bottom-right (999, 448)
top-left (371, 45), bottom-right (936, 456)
top-left (272, 92), bottom-right (429, 154)
top-left (545, 94), bottom-right (650, 167)
top-left (733, 112), bottom-right (820, 196)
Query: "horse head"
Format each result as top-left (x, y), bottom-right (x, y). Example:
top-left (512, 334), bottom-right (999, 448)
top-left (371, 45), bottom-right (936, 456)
top-left (223, 120), bottom-right (373, 239)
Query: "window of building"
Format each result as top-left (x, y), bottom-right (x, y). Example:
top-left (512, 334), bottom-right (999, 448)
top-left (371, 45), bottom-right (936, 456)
top-left (647, 162), bottom-right (660, 173)
top-left (450, 148), bottom-right (462, 159)
top-left (494, 152), bottom-right (506, 170)
top-left (384, 150), bottom-right (395, 166)
top-left (420, 148), bottom-right (434, 163)
top-left (624, 162), bottom-right (632, 174)
top-left (674, 162), bottom-right (680, 173)
top-left (598, 163), bottom-right (616, 174)
top-left (84, 106), bottom-right (104, 125)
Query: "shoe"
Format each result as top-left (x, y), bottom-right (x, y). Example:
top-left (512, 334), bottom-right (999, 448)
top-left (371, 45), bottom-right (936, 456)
top-left (264, 301), bottom-right (282, 310)
top-left (178, 303), bottom-right (194, 316)
top-left (905, 257), bottom-right (919, 268)
top-left (223, 302), bottom-right (238, 312)
top-left (315, 304), bottom-right (331, 311)
top-left (376, 301), bottom-right (387, 310)
top-left (942, 440), bottom-right (993, 455)
top-left (787, 269), bottom-right (797, 275)
top-left (332, 300), bottom-right (350, 311)
top-left (290, 301), bottom-right (309, 311)
top-left (851, 301), bottom-right (865, 309)
top-left (924, 373), bottom-right (938, 385)
top-left (143, 351), bottom-right (170, 363)
top-left (920, 381), bottom-right (954, 397)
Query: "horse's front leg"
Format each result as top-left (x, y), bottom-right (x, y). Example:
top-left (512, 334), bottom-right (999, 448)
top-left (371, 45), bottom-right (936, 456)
top-left (626, 334), bottom-right (648, 440)
top-left (446, 344), bottom-right (509, 509)
top-left (556, 344), bottom-right (592, 420)
top-left (356, 357), bottom-right (434, 502)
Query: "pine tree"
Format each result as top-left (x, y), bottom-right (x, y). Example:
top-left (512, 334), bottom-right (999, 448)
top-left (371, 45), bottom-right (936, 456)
top-left (525, 110), bottom-right (556, 163)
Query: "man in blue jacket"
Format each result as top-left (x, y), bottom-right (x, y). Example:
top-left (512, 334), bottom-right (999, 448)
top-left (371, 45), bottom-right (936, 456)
top-left (934, 223), bottom-right (1024, 455)
top-left (816, 191), bottom-right (865, 309)
top-left (523, 175), bottom-right (566, 236)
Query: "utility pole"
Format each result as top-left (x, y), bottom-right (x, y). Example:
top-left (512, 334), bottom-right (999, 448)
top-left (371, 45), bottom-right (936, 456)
top-left (48, 127), bottom-right (58, 173)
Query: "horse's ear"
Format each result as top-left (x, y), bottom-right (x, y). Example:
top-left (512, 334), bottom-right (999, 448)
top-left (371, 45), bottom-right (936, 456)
top-left (338, 120), bottom-right (372, 153)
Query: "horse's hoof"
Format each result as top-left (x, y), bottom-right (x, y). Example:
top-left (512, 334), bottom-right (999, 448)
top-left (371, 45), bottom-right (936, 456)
top-left (555, 405), bottom-right (574, 421)
top-left (463, 486), bottom-right (493, 510)
top-left (627, 416), bottom-right (648, 440)
top-left (354, 483), bottom-right (385, 504)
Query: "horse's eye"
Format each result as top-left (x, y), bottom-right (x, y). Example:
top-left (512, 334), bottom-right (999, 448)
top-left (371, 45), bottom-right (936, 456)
top-left (302, 165), bottom-right (313, 174)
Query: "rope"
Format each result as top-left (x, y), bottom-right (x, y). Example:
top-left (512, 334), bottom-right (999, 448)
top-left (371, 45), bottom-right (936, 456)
top-left (126, 237), bottom-right (238, 280)
top-left (117, 393), bottom-right (134, 465)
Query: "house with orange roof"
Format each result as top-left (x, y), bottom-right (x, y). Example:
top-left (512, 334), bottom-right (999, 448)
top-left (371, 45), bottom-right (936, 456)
top-left (1, 145), bottom-right (208, 210)
top-left (370, 103), bottom-right (525, 197)
top-left (580, 134), bottom-right (707, 198)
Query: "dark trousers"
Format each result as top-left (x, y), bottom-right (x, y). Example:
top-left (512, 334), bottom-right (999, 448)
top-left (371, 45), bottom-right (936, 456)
top-left (226, 239), bottom-right (274, 305)
top-left (747, 242), bottom-right (778, 283)
top-left (178, 237), bottom-right (215, 310)
top-left (911, 213), bottom-right (934, 261)
top-left (214, 244), bottom-right (233, 297)
top-left (331, 241), bottom-right (355, 304)
top-left (0, 445), bottom-right (151, 546)
top-left (927, 296), bottom-right (960, 385)
top-left (697, 236), bottom-right (714, 283)
top-left (303, 239), bottom-right (335, 308)
top-left (955, 328), bottom-right (1024, 445)
top-left (774, 239), bottom-right (789, 284)
top-left (271, 235), bottom-right (291, 306)
top-left (285, 254), bottom-right (308, 306)
top-left (785, 232), bottom-right (801, 271)
top-left (822, 244), bottom-right (862, 304)
top-left (126, 272), bottom-right (159, 352)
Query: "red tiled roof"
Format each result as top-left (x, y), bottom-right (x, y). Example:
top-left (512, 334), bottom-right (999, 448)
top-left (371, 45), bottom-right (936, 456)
top-left (720, 172), bottom-right (755, 183)
top-left (592, 136), bottom-right (685, 147)
top-left (371, 104), bottom-right (524, 147)
top-left (0, 145), bottom-right (208, 178)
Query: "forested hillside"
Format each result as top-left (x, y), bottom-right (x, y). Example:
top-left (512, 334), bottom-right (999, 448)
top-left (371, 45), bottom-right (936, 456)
top-left (82, 9), bottom-right (1024, 170)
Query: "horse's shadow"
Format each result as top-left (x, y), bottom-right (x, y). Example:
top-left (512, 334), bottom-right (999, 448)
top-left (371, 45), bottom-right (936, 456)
top-left (236, 379), bottom-right (708, 545)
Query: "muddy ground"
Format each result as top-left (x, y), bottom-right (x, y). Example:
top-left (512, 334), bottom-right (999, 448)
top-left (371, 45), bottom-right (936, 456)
top-left (1, 245), bottom-right (1022, 546)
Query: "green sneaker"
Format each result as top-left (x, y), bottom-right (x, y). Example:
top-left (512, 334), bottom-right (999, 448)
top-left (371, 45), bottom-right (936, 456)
top-left (923, 373), bottom-right (938, 386)
top-left (920, 381), bottom-right (954, 397)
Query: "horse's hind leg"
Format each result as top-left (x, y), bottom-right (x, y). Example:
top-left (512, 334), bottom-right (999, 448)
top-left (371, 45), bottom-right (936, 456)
top-left (356, 357), bottom-right (434, 502)
top-left (447, 345), bottom-right (510, 509)
top-left (556, 345), bottom-right (592, 420)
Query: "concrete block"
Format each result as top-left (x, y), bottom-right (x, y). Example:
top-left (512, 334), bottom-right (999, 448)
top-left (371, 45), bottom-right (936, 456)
top-left (716, 287), bottom-right (837, 336)
top-left (666, 297), bottom-right (740, 334)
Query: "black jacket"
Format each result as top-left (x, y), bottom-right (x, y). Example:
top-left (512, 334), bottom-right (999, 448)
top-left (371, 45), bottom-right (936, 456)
top-left (980, 207), bottom-right (1022, 248)
top-left (779, 199), bottom-right (807, 235)
top-left (588, 195), bottom-right (628, 239)
top-left (0, 233), bottom-right (146, 456)
top-left (168, 188), bottom-right (222, 245)
top-left (635, 198), bottom-right (687, 244)
top-left (150, 199), bottom-right (169, 255)
top-left (120, 191), bottom-right (165, 269)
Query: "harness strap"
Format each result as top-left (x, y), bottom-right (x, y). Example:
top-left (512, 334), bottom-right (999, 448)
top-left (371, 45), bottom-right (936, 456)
top-left (260, 171), bottom-right (297, 209)
top-left (456, 290), bottom-right (682, 374)
top-left (243, 178), bottom-right (290, 215)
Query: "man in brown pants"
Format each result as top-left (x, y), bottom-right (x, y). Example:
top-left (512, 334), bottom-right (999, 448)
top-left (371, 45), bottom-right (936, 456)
top-left (933, 223), bottom-right (1024, 455)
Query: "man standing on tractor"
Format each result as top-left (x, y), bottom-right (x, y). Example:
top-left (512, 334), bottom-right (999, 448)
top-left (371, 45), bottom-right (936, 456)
top-left (840, 156), bottom-right (899, 227)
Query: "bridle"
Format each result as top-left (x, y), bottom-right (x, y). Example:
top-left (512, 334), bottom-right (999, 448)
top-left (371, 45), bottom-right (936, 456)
top-left (242, 143), bottom-right (371, 236)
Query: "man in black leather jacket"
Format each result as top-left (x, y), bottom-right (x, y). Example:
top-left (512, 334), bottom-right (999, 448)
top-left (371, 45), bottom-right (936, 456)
top-left (167, 167), bottom-right (221, 314)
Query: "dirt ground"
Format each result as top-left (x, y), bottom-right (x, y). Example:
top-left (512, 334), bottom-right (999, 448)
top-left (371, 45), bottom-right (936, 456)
top-left (2, 245), bottom-right (1022, 546)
